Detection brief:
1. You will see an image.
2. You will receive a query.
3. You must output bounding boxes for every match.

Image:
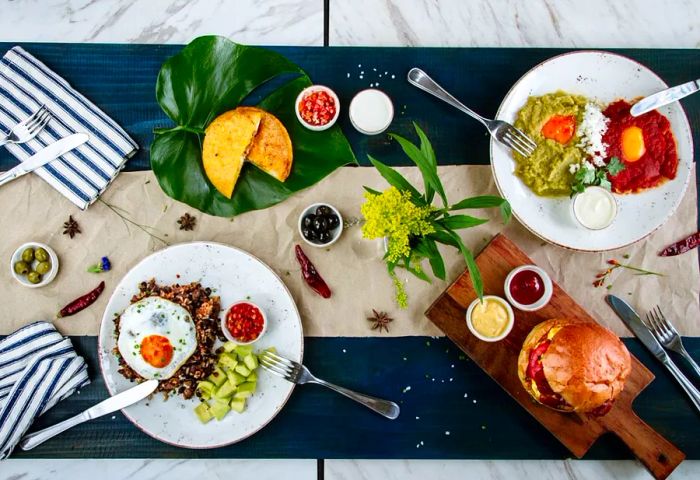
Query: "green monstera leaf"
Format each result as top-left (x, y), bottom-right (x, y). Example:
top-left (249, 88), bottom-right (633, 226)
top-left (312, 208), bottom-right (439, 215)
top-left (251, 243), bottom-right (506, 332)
top-left (151, 36), bottom-right (357, 216)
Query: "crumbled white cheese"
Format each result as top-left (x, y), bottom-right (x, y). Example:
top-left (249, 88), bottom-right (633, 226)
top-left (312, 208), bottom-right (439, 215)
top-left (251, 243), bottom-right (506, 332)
top-left (577, 102), bottom-right (610, 167)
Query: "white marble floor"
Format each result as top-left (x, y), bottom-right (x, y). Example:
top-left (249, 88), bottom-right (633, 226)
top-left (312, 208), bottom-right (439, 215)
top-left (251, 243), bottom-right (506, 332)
top-left (1, 0), bottom-right (699, 479)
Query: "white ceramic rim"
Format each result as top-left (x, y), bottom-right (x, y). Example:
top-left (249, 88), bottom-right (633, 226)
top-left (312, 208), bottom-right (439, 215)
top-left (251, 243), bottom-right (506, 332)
top-left (349, 88), bottom-right (395, 135)
top-left (297, 202), bottom-right (344, 248)
top-left (571, 186), bottom-right (619, 231)
top-left (503, 265), bottom-right (553, 312)
top-left (97, 241), bottom-right (304, 450)
top-left (465, 295), bottom-right (514, 342)
top-left (10, 242), bottom-right (59, 288)
top-left (295, 85), bottom-right (340, 131)
top-left (220, 300), bottom-right (268, 345)
top-left (489, 49), bottom-right (694, 252)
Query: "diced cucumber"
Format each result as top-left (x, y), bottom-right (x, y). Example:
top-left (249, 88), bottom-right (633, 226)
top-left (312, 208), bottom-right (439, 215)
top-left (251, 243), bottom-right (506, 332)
top-left (243, 353), bottom-right (258, 370)
top-left (230, 397), bottom-right (246, 413)
top-left (208, 366), bottom-right (227, 387)
top-left (223, 341), bottom-right (237, 352)
top-left (194, 401), bottom-right (213, 424)
top-left (197, 380), bottom-right (216, 400)
top-left (229, 371), bottom-right (247, 385)
top-left (233, 390), bottom-right (253, 400)
top-left (234, 364), bottom-right (251, 377)
top-left (218, 352), bottom-right (238, 371)
top-left (214, 380), bottom-right (237, 399)
top-left (210, 399), bottom-right (231, 421)
top-left (246, 371), bottom-right (257, 383)
top-left (237, 381), bottom-right (257, 395)
top-left (235, 345), bottom-right (254, 358)
top-left (225, 368), bottom-right (239, 386)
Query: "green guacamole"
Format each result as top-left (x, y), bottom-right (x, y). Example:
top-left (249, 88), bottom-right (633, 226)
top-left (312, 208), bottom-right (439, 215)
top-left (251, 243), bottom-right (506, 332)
top-left (513, 91), bottom-right (588, 196)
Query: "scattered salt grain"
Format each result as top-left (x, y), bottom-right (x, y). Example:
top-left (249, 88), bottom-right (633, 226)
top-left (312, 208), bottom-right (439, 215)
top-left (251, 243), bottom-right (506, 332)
top-left (445, 431), bottom-right (450, 436)
top-left (370, 83), bottom-right (374, 87)
top-left (346, 73), bottom-right (350, 78)
top-left (373, 68), bottom-right (377, 71)
top-left (391, 75), bottom-right (396, 79)
top-left (342, 349), bottom-right (346, 353)
top-left (385, 71), bottom-right (388, 75)
top-left (451, 364), bottom-right (454, 368)
top-left (420, 441), bottom-right (424, 445)
top-left (473, 399), bottom-right (477, 404)
top-left (416, 416), bottom-right (420, 420)
top-left (359, 75), bottom-right (364, 79)
top-left (449, 378), bottom-right (453, 382)
top-left (358, 64), bottom-right (362, 68)
top-left (375, 82), bottom-right (380, 87)
top-left (111, 415), bottom-right (116, 420)
top-left (464, 393), bottom-right (468, 398)
top-left (361, 71), bottom-right (365, 75)
top-left (403, 386), bottom-right (412, 393)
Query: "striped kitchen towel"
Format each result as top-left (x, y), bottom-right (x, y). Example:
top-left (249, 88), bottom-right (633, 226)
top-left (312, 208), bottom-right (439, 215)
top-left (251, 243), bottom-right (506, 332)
top-left (0, 46), bottom-right (138, 209)
top-left (0, 321), bottom-right (90, 459)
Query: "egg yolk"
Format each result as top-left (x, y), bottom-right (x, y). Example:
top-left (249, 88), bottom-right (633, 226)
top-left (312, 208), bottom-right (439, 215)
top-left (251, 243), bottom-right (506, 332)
top-left (621, 126), bottom-right (646, 162)
top-left (140, 335), bottom-right (174, 368)
top-left (541, 115), bottom-right (576, 144)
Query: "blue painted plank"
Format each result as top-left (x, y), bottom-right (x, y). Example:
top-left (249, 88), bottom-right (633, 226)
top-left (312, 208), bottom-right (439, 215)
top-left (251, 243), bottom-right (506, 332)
top-left (9, 336), bottom-right (700, 459)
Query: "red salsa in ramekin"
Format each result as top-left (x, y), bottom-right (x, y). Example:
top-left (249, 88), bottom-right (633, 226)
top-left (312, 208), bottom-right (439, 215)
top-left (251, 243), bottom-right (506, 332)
top-left (224, 302), bottom-right (266, 344)
top-left (295, 86), bottom-right (340, 131)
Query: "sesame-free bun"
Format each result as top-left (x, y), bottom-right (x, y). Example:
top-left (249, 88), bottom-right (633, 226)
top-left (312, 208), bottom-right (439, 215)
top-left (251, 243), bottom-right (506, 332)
top-left (518, 318), bottom-right (631, 413)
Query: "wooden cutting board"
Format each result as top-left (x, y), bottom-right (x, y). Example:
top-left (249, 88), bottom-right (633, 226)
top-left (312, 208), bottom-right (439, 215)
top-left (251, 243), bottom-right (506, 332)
top-left (425, 234), bottom-right (684, 480)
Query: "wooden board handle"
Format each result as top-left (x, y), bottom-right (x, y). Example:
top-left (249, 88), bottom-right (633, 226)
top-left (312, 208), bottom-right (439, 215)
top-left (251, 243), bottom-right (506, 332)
top-left (600, 410), bottom-right (685, 480)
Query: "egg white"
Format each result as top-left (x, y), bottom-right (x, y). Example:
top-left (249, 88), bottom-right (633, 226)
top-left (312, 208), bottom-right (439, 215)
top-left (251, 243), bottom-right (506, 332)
top-left (117, 296), bottom-right (198, 380)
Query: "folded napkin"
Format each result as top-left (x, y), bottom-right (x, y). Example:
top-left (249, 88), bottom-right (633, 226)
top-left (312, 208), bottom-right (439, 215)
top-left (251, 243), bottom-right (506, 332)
top-left (0, 321), bottom-right (90, 459)
top-left (0, 46), bottom-right (138, 209)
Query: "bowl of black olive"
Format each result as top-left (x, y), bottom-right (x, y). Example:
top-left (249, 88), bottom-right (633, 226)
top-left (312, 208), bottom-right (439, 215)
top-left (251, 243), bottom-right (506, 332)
top-left (298, 203), bottom-right (343, 247)
top-left (10, 242), bottom-right (59, 288)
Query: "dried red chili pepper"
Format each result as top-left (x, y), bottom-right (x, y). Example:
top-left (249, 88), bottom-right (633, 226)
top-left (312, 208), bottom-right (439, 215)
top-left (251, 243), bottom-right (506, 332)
top-left (659, 232), bottom-right (700, 257)
top-left (294, 245), bottom-right (331, 298)
top-left (57, 281), bottom-right (105, 318)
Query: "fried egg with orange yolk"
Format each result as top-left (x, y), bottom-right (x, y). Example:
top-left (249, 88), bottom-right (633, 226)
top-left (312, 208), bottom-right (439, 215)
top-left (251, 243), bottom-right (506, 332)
top-left (117, 297), bottom-right (197, 380)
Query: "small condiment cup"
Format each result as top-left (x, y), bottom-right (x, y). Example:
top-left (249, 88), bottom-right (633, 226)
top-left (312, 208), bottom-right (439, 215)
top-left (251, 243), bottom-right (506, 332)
top-left (295, 85), bottom-right (340, 131)
top-left (298, 202), bottom-right (344, 248)
top-left (221, 301), bottom-right (268, 345)
top-left (349, 88), bottom-right (394, 135)
top-left (504, 265), bottom-right (553, 312)
top-left (465, 295), bottom-right (514, 342)
top-left (10, 242), bottom-right (59, 288)
top-left (571, 186), bottom-right (618, 231)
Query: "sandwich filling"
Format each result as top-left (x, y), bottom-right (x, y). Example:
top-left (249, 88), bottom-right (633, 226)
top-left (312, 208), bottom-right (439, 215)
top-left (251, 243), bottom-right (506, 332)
top-left (525, 326), bottom-right (573, 411)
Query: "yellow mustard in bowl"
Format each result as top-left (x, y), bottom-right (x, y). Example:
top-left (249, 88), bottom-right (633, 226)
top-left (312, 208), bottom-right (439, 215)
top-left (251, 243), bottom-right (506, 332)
top-left (466, 295), bottom-right (514, 342)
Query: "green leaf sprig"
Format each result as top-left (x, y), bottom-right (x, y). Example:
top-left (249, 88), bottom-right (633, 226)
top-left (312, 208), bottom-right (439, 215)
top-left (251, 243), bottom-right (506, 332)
top-left (571, 157), bottom-right (625, 196)
top-left (362, 123), bottom-right (510, 304)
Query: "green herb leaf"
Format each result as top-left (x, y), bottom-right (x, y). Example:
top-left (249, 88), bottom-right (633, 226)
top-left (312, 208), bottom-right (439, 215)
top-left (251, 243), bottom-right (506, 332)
top-left (607, 157), bottom-right (625, 176)
top-left (367, 155), bottom-right (424, 204)
top-left (443, 229), bottom-right (483, 300)
top-left (414, 237), bottom-right (446, 280)
top-left (389, 133), bottom-right (448, 207)
top-left (450, 195), bottom-right (511, 223)
top-left (414, 123), bottom-right (437, 203)
top-left (437, 215), bottom-right (489, 230)
top-left (401, 256), bottom-right (431, 283)
top-left (363, 186), bottom-right (382, 195)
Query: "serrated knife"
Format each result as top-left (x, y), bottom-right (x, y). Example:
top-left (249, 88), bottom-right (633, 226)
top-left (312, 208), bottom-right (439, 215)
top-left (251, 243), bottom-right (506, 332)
top-left (0, 133), bottom-right (89, 187)
top-left (630, 79), bottom-right (700, 117)
top-left (19, 379), bottom-right (158, 451)
top-left (606, 295), bottom-right (700, 413)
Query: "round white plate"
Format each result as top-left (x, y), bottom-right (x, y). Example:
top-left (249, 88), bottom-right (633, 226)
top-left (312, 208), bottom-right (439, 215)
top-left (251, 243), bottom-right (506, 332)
top-left (98, 242), bottom-right (303, 449)
top-left (490, 51), bottom-right (694, 251)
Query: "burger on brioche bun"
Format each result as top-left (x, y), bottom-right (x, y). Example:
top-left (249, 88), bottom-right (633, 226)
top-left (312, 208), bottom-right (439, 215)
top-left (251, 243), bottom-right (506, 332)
top-left (517, 318), bottom-right (631, 415)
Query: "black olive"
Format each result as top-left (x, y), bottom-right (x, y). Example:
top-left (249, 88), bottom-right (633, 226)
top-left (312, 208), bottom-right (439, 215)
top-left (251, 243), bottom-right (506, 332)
top-left (326, 214), bottom-right (340, 229)
top-left (315, 205), bottom-right (332, 216)
top-left (318, 231), bottom-right (332, 243)
top-left (302, 227), bottom-right (317, 240)
top-left (303, 214), bottom-right (315, 228)
top-left (313, 216), bottom-right (329, 232)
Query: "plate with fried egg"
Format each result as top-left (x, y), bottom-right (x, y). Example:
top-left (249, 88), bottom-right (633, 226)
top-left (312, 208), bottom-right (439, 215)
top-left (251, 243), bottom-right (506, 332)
top-left (98, 242), bottom-right (303, 449)
top-left (490, 50), bottom-right (694, 251)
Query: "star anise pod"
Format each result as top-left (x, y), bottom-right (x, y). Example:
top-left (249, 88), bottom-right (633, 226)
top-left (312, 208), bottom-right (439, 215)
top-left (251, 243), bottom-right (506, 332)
top-left (367, 309), bottom-right (393, 333)
top-left (62, 215), bottom-right (81, 238)
top-left (177, 213), bottom-right (196, 231)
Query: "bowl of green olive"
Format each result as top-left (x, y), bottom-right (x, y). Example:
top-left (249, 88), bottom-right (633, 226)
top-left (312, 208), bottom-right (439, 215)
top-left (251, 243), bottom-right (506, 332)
top-left (10, 242), bottom-right (59, 288)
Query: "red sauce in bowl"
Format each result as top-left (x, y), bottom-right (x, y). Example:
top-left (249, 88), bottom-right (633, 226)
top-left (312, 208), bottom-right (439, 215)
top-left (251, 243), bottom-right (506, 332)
top-left (225, 302), bottom-right (265, 343)
top-left (509, 269), bottom-right (545, 305)
top-left (298, 90), bottom-right (337, 126)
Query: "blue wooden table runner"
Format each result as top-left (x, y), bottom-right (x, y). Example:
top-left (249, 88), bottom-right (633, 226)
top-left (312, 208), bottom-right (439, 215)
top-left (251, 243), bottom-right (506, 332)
top-left (1, 43), bottom-right (699, 459)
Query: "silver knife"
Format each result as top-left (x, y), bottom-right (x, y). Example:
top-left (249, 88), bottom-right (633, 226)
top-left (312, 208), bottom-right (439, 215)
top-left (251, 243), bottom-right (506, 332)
top-left (630, 79), bottom-right (700, 117)
top-left (19, 379), bottom-right (158, 451)
top-left (606, 295), bottom-right (700, 413)
top-left (0, 132), bottom-right (89, 187)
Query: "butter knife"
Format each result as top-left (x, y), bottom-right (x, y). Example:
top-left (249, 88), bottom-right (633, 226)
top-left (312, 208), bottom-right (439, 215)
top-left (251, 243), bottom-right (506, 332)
top-left (19, 379), bottom-right (158, 450)
top-left (0, 133), bottom-right (89, 187)
top-left (630, 79), bottom-right (700, 117)
top-left (606, 295), bottom-right (700, 413)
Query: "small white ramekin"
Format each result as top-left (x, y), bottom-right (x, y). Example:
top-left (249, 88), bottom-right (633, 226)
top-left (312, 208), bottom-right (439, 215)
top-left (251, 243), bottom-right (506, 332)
top-left (504, 265), bottom-right (553, 312)
top-left (295, 85), bottom-right (340, 131)
top-left (10, 242), bottom-right (59, 288)
top-left (298, 202), bottom-right (343, 248)
top-left (221, 301), bottom-right (268, 346)
top-left (465, 295), bottom-right (514, 342)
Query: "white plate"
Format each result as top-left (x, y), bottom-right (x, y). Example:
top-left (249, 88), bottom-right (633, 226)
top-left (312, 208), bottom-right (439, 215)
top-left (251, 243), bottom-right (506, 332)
top-left (490, 51), bottom-right (694, 251)
top-left (98, 242), bottom-right (303, 449)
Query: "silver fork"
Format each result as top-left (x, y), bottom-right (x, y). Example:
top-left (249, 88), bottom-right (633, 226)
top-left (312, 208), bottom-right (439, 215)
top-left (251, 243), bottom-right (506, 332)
top-left (0, 105), bottom-right (52, 148)
top-left (407, 68), bottom-right (536, 157)
top-left (259, 351), bottom-right (400, 419)
top-left (646, 305), bottom-right (700, 378)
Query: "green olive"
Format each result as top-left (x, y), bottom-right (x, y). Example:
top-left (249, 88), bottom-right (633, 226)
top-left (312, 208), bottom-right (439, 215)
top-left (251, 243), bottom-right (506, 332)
top-left (21, 247), bottom-right (35, 263)
top-left (35, 247), bottom-right (49, 262)
top-left (35, 261), bottom-right (52, 275)
top-left (27, 271), bottom-right (42, 284)
top-left (14, 260), bottom-right (30, 275)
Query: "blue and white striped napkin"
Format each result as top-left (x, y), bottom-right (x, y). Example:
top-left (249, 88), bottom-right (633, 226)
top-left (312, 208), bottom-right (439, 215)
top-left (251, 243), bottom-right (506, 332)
top-left (0, 46), bottom-right (138, 209)
top-left (0, 322), bottom-right (90, 459)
